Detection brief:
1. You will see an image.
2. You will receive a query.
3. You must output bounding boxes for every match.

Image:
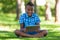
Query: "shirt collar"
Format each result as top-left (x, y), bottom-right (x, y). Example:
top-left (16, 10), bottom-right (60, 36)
top-left (25, 12), bottom-right (35, 18)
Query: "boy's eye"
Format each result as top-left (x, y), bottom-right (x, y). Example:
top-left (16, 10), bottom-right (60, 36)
top-left (28, 9), bottom-right (33, 11)
top-left (28, 9), bottom-right (30, 11)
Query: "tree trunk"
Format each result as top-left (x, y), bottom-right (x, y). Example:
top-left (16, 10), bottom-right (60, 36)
top-left (45, 2), bottom-right (52, 20)
top-left (55, 0), bottom-right (60, 23)
top-left (21, 0), bottom-right (25, 13)
top-left (16, 0), bottom-right (21, 20)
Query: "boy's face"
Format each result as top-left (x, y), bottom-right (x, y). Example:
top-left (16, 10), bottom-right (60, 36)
top-left (26, 5), bottom-right (34, 16)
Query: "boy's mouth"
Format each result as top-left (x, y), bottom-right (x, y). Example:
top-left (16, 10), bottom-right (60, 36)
top-left (28, 14), bottom-right (32, 16)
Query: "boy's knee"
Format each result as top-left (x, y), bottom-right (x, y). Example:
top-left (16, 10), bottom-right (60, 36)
top-left (43, 30), bottom-right (48, 37)
top-left (14, 30), bottom-right (20, 33)
top-left (14, 30), bottom-right (20, 37)
top-left (43, 30), bottom-right (48, 34)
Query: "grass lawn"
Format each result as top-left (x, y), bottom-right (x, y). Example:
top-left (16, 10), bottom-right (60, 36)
top-left (0, 13), bottom-right (60, 40)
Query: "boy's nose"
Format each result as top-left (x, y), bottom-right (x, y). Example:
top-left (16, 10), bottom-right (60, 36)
top-left (29, 11), bottom-right (32, 13)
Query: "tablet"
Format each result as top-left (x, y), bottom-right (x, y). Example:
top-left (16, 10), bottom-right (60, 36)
top-left (26, 25), bottom-right (39, 32)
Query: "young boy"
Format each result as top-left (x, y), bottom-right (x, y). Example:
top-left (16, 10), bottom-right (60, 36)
top-left (15, 2), bottom-right (48, 38)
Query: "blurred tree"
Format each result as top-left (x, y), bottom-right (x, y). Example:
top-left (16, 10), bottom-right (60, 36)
top-left (45, 1), bottom-right (52, 20)
top-left (55, 0), bottom-right (60, 23)
top-left (21, 0), bottom-right (25, 13)
top-left (0, 0), bottom-right (16, 13)
top-left (16, 0), bottom-right (21, 20)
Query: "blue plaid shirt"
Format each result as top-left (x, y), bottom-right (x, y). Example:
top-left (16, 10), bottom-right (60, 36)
top-left (19, 13), bottom-right (40, 28)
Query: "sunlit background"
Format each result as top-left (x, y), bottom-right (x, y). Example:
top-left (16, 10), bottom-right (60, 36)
top-left (0, 0), bottom-right (60, 40)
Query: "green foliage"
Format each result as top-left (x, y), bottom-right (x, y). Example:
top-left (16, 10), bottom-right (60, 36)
top-left (0, 0), bottom-right (55, 17)
top-left (51, 7), bottom-right (55, 17)
top-left (0, 0), bottom-right (16, 13)
top-left (37, 6), bottom-right (45, 16)
top-left (37, 6), bottom-right (55, 17)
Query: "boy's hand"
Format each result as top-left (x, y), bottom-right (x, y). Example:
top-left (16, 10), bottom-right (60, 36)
top-left (20, 28), bottom-right (26, 32)
top-left (35, 29), bottom-right (40, 32)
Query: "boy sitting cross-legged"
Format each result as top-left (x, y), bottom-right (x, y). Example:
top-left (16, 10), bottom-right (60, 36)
top-left (15, 2), bottom-right (48, 38)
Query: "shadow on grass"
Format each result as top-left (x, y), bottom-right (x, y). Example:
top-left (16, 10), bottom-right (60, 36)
top-left (0, 31), bottom-right (18, 39)
top-left (41, 24), bottom-right (60, 28)
top-left (0, 31), bottom-right (60, 40)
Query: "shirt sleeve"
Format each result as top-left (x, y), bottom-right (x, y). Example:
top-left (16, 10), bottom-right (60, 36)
top-left (35, 14), bottom-right (40, 24)
top-left (19, 15), bottom-right (24, 24)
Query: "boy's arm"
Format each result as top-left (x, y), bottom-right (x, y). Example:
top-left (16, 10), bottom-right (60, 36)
top-left (19, 14), bottom-right (26, 32)
top-left (20, 24), bottom-right (24, 30)
top-left (35, 14), bottom-right (41, 32)
top-left (36, 23), bottom-right (40, 29)
top-left (35, 23), bottom-right (40, 32)
top-left (20, 24), bottom-right (26, 32)
top-left (35, 16), bottom-right (40, 29)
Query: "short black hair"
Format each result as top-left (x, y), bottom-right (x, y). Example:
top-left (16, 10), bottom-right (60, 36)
top-left (26, 2), bottom-right (34, 6)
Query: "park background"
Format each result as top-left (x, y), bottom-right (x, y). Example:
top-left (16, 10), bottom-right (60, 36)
top-left (0, 0), bottom-right (60, 40)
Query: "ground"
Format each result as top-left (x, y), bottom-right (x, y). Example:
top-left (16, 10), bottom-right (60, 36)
top-left (0, 13), bottom-right (60, 40)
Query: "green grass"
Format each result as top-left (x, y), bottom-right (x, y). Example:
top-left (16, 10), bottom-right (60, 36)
top-left (0, 13), bottom-right (60, 40)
